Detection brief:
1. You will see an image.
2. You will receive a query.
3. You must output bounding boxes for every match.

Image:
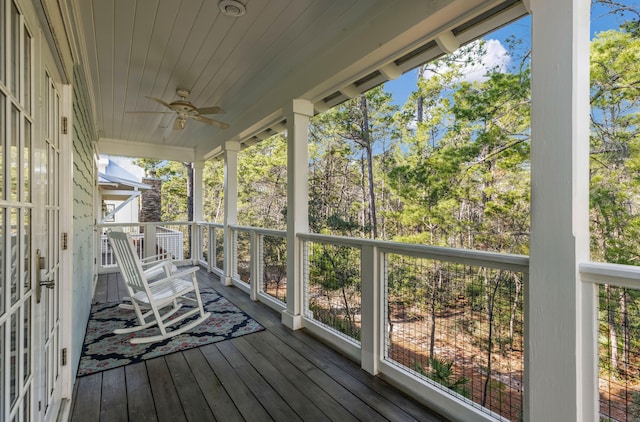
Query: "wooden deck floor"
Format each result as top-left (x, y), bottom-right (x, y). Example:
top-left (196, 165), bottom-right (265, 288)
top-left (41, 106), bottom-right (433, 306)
top-left (70, 268), bottom-right (447, 422)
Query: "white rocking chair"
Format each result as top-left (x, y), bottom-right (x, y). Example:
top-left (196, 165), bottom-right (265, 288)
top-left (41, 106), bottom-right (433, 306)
top-left (118, 250), bottom-right (178, 311)
top-left (107, 230), bottom-right (211, 344)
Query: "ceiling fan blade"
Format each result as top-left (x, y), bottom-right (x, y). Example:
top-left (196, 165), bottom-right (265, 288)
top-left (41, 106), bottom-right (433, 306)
top-left (195, 106), bottom-right (225, 115)
top-left (192, 115), bottom-right (230, 129)
top-left (145, 96), bottom-right (173, 110)
top-left (126, 111), bottom-right (173, 114)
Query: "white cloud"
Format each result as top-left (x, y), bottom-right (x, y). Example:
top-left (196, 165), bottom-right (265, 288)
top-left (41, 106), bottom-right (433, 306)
top-left (422, 39), bottom-right (510, 83)
top-left (462, 39), bottom-right (509, 82)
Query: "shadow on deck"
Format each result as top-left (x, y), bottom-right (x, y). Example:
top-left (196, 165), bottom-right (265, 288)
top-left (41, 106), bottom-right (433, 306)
top-left (70, 267), bottom-right (447, 421)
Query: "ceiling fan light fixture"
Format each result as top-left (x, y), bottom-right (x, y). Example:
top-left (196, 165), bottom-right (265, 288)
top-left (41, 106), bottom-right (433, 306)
top-left (219, 0), bottom-right (245, 17)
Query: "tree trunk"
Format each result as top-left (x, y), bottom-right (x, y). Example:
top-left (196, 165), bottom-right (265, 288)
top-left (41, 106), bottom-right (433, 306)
top-left (482, 269), bottom-right (500, 407)
top-left (606, 284), bottom-right (619, 373)
top-left (509, 274), bottom-right (521, 350)
top-left (429, 268), bottom-right (440, 362)
top-left (360, 94), bottom-right (378, 239)
top-left (620, 288), bottom-right (630, 375)
top-left (360, 151), bottom-right (367, 231)
top-left (417, 64), bottom-right (425, 123)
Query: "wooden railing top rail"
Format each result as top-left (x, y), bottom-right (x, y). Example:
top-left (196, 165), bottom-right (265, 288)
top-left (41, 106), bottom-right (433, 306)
top-left (228, 225), bottom-right (286, 238)
top-left (580, 261), bottom-right (640, 289)
top-left (299, 232), bottom-right (529, 273)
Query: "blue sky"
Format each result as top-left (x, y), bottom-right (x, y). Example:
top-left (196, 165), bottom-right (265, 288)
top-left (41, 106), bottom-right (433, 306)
top-left (385, 2), bottom-right (634, 107)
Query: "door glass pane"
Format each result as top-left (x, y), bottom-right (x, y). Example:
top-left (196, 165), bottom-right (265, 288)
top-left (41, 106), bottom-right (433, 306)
top-left (44, 274), bottom-right (50, 339)
top-left (23, 119), bottom-right (29, 202)
top-left (44, 348), bottom-right (48, 401)
top-left (10, 208), bottom-right (17, 304)
top-left (1, 0), bottom-right (5, 83)
top-left (0, 208), bottom-right (4, 316)
top-left (43, 147), bottom-right (48, 205)
top-left (54, 326), bottom-right (59, 380)
top-left (45, 210), bottom-right (49, 271)
top-left (53, 93), bottom-right (59, 148)
top-left (23, 28), bottom-right (30, 111)
top-left (10, 312), bottom-right (16, 405)
top-left (10, 105), bottom-right (18, 201)
top-left (10, 0), bottom-right (19, 96)
top-left (23, 299), bottom-right (30, 381)
top-left (23, 209), bottom-right (29, 292)
top-left (48, 147), bottom-right (53, 207)
top-left (1, 92), bottom-right (4, 200)
top-left (54, 210), bottom-right (59, 264)
top-left (45, 75), bottom-right (50, 139)
top-left (0, 323), bottom-right (4, 417)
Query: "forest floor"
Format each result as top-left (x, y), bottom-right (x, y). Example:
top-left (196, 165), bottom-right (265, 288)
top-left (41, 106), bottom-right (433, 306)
top-left (387, 306), bottom-right (524, 421)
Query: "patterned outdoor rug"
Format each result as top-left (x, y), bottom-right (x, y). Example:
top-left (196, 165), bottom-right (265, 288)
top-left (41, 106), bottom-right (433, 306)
top-left (77, 289), bottom-right (264, 376)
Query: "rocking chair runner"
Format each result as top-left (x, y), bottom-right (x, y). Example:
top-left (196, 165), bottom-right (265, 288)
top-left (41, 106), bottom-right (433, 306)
top-left (107, 230), bottom-right (211, 344)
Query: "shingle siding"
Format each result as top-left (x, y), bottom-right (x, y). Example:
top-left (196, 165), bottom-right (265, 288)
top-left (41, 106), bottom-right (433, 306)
top-left (71, 64), bottom-right (97, 377)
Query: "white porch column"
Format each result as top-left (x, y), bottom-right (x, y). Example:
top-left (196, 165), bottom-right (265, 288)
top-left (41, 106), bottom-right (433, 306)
top-left (223, 142), bottom-right (240, 286)
top-left (529, 1), bottom-right (596, 421)
top-left (281, 99), bottom-right (314, 330)
top-left (192, 161), bottom-right (204, 264)
top-left (192, 161), bottom-right (204, 222)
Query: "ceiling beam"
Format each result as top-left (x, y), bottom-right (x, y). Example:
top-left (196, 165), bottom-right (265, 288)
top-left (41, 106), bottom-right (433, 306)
top-left (98, 138), bottom-right (195, 162)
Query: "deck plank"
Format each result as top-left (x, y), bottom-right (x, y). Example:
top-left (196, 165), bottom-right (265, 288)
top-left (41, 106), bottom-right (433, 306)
top-left (70, 373), bottom-right (102, 422)
top-left (106, 273), bottom-right (120, 303)
top-left (145, 357), bottom-right (187, 422)
top-left (181, 347), bottom-right (244, 422)
top-left (125, 362), bottom-right (158, 422)
top-left (99, 367), bottom-right (128, 422)
top-left (199, 343), bottom-right (273, 421)
top-left (164, 352), bottom-right (216, 422)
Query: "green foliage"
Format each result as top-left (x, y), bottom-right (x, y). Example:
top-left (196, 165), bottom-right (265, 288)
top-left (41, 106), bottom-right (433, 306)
top-left (590, 30), bottom-right (640, 265)
top-left (416, 357), bottom-right (471, 398)
top-left (387, 40), bottom-right (531, 252)
top-left (307, 243), bottom-right (361, 338)
top-left (237, 135), bottom-right (288, 229)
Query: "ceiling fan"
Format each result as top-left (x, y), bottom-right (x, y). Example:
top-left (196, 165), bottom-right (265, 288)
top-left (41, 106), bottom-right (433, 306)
top-left (132, 89), bottom-right (229, 130)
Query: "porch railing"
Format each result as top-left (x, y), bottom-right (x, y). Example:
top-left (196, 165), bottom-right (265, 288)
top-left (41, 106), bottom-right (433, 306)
top-left (96, 222), bottom-right (640, 421)
top-left (195, 222), bottom-right (224, 276)
top-left (224, 225), bottom-right (288, 309)
top-left (300, 233), bottom-right (527, 421)
top-left (97, 222), bottom-right (193, 273)
top-left (580, 262), bottom-right (640, 422)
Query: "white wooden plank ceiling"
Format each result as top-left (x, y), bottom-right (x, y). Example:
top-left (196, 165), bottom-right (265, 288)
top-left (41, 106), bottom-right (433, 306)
top-left (69, 0), bottom-right (527, 161)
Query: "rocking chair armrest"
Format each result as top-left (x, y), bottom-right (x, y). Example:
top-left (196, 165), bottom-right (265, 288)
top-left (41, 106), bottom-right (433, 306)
top-left (150, 266), bottom-right (199, 286)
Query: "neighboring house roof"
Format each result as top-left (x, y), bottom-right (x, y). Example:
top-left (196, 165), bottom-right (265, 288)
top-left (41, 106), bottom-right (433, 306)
top-left (99, 173), bottom-right (151, 191)
top-left (99, 159), bottom-right (151, 200)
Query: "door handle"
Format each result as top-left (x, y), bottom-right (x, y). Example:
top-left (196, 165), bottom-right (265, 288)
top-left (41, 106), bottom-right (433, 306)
top-left (35, 249), bottom-right (54, 304)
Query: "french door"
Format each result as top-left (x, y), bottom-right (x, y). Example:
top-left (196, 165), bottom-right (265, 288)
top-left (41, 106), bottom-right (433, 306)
top-left (1, 0), bottom-right (65, 420)
top-left (1, 0), bottom-right (35, 420)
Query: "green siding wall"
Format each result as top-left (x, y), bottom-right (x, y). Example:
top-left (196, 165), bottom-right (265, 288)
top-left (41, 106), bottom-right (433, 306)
top-left (71, 64), bottom-right (97, 377)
